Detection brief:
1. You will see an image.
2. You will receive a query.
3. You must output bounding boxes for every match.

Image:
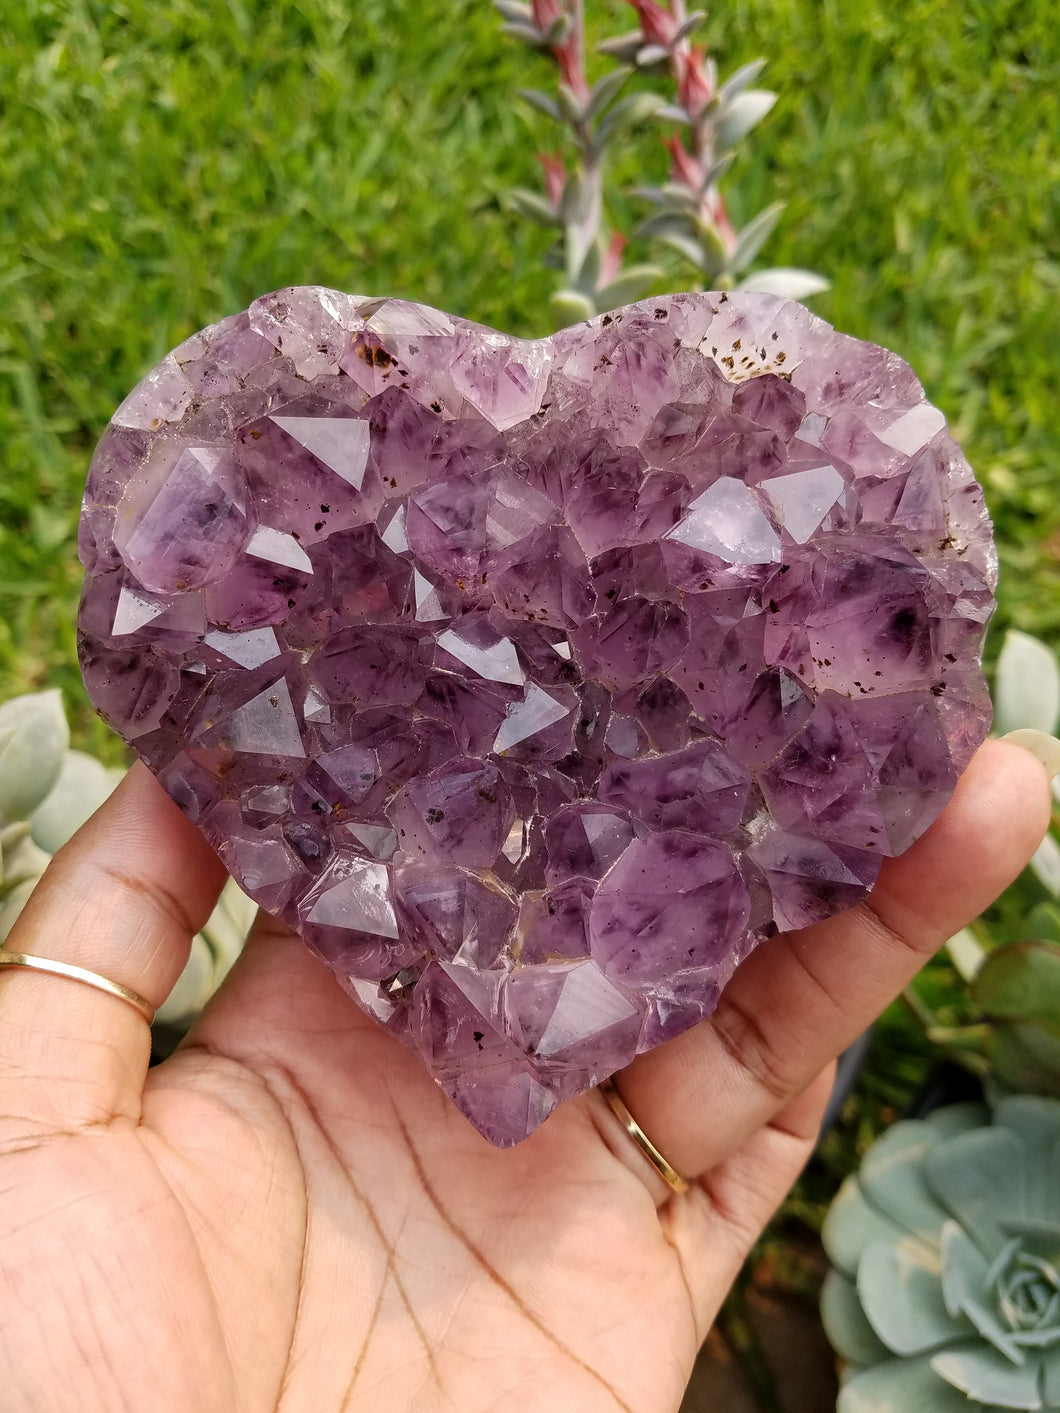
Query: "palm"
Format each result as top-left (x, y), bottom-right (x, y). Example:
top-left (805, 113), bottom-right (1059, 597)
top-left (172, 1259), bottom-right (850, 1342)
top-left (9, 923), bottom-right (704, 1413)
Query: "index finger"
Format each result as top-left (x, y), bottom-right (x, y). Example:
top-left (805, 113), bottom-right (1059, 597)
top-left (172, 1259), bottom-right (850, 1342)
top-left (0, 763), bottom-right (228, 1135)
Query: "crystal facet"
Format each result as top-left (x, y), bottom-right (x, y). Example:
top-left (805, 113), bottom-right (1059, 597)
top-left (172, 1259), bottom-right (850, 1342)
top-left (78, 289), bottom-right (995, 1146)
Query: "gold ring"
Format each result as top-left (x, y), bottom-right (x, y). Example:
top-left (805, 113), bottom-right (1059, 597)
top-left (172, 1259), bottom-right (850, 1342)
top-left (0, 952), bottom-right (155, 1025)
top-left (599, 1076), bottom-right (689, 1195)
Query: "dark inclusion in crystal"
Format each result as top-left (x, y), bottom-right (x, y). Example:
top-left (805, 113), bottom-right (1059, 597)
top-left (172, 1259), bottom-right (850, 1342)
top-left (77, 289), bottom-right (995, 1146)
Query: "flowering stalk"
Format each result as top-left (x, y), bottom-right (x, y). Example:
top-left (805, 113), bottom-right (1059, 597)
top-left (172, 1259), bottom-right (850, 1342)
top-left (498, 0), bottom-right (828, 319)
top-left (611, 0), bottom-right (828, 296)
top-left (496, 0), bottom-right (665, 324)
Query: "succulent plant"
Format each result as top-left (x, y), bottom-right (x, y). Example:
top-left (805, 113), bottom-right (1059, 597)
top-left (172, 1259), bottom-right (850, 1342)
top-left (993, 629), bottom-right (1060, 900)
top-left (497, 0), bottom-right (827, 323)
top-left (0, 688), bottom-right (253, 1033)
top-left (0, 688), bottom-right (69, 826)
top-left (821, 1097), bottom-right (1060, 1411)
top-left (0, 689), bottom-right (76, 932)
top-left (971, 938), bottom-right (1060, 1099)
top-left (900, 629), bottom-right (1060, 1098)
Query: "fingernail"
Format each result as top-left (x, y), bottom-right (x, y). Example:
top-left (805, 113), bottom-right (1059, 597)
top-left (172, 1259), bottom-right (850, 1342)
top-left (1001, 729), bottom-right (1060, 782)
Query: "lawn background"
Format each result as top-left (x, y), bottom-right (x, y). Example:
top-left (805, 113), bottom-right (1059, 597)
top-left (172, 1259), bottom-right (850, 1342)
top-left (1, 0), bottom-right (1058, 1384)
top-left (2, 0), bottom-right (1058, 743)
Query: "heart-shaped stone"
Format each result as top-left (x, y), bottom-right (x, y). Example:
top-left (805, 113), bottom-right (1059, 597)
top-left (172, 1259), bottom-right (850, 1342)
top-left (78, 289), bottom-right (993, 1145)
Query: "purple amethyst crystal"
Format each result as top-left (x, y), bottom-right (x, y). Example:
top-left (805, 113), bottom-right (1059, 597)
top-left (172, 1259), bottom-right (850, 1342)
top-left (77, 289), bottom-right (995, 1145)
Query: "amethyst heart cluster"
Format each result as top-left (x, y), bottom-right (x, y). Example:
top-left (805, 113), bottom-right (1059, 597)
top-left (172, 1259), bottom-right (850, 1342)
top-left (77, 289), bottom-right (994, 1144)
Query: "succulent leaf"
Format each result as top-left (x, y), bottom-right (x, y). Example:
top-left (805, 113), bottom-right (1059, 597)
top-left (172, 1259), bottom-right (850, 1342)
top-left (823, 1173), bottom-right (915, 1279)
top-left (824, 1101), bottom-right (1060, 1409)
top-left (549, 288), bottom-right (597, 325)
top-left (656, 231), bottom-right (710, 272)
top-left (858, 1121), bottom-right (952, 1244)
top-left (1043, 1343), bottom-right (1060, 1405)
top-left (1025, 904), bottom-right (1060, 947)
top-left (658, 180), bottom-right (704, 211)
top-left (650, 102), bottom-right (692, 124)
top-left (988, 1021), bottom-right (1060, 1100)
top-left (501, 20), bottom-right (547, 46)
top-left (507, 187), bottom-right (561, 226)
top-left (737, 266), bottom-right (831, 299)
top-left (931, 1342), bottom-right (1043, 1409)
top-left (923, 1101), bottom-right (993, 1140)
top-left (584, 67), bottom-right (628, 121)
top-left (595, 29), bottom-right (644, 63)
top-left (716, 89), bottom-right (777, 148)
top-left (558, 168), bottom-right (586, 225)
top-left (555, 81), bottom-right (585, 124)
top-left (996, 1218), bottom-right (1060, 1246)
top-left (635, 42), bottom-right (671, 67)
top-left (575, 237), bottom-right (602, 294)
top-left (0, 830), bottom-right (51, 904)
top-left (947, 926), bottom-right (988, 981)
top-left (718, 57), bottom-right (768, 103)
top-left (975, 942), bottom-right (1060, 1026)
top-left (627, 184), bottom-right (671, 206)
top-left (594, 264), bottom-right (664, 310)
top-left (1030, 833), bottom-right (1060, 899)
top-left (30, 751), bottom-right (123, 853)
top-left (927, 1128), bottom-right (1027, 1254)
top-left (940, 1220), bottom-right (992, 1318)
top-left (493, 0), bottom-right (534, 21)
top-left (635, 211), bottom-right (696, 241)
top-left (728, 201), bottom-right (785, 274)
top-left (0, 689), bottom-right (70, 824)
top-left (961, 1288), bottom-right (1030, 1366)
top-left (1001, 728), bottom-right (1060, 782)
top-left (839, 1353), bottom-right (977, 1412)
top-left (995, 630), bottom-right (1060, 737)
top-left (697, 152), bottom-right (737, 190)
top-left (594, 92), bottom-right (666, 146)
top-left (993, 1097), bottom-right (1060, 1218)
top-left (673, 11), bottom-right (707, 42)
top-left (857, 1238), bottom-right (970, 1356)
top-left (516, 86), bottom-right (565, 122)
top-left (0, 877), bottom-right (40, 942)
top-left (822, 1270), bottom-right (892, 1367)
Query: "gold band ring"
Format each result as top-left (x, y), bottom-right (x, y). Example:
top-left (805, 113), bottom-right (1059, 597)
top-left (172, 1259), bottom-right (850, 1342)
top-left (0, 952), bottom-right (155, 1026)
top-left (599, 1076), bottom-right (689, 1195)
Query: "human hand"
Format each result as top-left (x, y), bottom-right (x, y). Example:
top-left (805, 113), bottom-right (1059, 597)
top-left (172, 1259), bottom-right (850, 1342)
top-left (0, 740), bottom-right (1049, 1413)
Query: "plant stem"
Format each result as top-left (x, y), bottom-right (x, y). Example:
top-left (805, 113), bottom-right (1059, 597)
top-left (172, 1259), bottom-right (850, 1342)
top-left (570, 0), bottom-right (585, 78)
top-left (900, 984), bottom-right (937, 1032)
top-left (563, 0), bottom-right (602, 280)
top-left (903, 986), bottom-right (993, 1076)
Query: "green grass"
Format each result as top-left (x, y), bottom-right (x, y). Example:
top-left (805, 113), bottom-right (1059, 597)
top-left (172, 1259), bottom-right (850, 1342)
top-left (2, 0), bottom-right (1058, 743)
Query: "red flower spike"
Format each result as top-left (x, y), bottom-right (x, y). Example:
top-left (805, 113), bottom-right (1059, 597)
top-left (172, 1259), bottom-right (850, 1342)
top-left (531, 0), bottom-right (565, 33)
top-left (678, 45), bottom-right (714, 117)
top-left (663, 134), bottom-right (704, 191)
top-left (555, 40), bottom-right (590, 102)
top-left (600, 232), bottom-right (627, 287)
top-left (629, 0), bottom-right (679, 48)
top-left (538, 153), bottom-right (567, 209)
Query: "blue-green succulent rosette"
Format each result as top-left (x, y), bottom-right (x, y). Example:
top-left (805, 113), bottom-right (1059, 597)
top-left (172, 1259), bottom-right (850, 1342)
top-left (821, 1097), bottom-right (1060, 1412)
